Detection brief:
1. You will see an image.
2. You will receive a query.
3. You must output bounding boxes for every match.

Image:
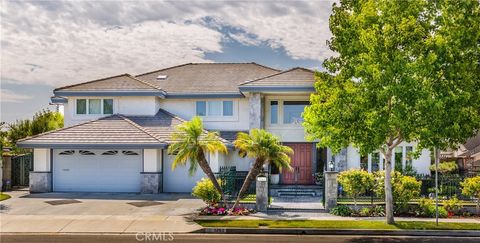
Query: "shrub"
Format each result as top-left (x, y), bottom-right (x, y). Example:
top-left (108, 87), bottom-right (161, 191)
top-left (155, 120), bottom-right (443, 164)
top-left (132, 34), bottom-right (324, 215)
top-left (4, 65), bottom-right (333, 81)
top-left (358, 207), bottom-right (372, 217)
top-left (375, 171), bottom-right (421, 213)
top-left (443, 196), bottom-right (462, 215)
top-left (416, 198), bottom-right (447, 218)
top-left (192, 178), bottom-right (222, 206)
top-left (461, 176), bottom-right (480, 215)
top-left (338, 169), bottom-right (375, 210)
top-left (330, 205), bottom-right (353, 216)
top-left (429, 161), bottom-right (458, 174)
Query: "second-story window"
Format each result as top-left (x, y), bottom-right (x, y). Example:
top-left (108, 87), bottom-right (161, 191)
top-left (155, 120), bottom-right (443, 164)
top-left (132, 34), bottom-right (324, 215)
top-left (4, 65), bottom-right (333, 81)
top-left (196, 101), bottom-right (233, 117)
top-left (76, 98), bottom-right (113, 115)
top-left (283, 101), bottom-right (309, 124)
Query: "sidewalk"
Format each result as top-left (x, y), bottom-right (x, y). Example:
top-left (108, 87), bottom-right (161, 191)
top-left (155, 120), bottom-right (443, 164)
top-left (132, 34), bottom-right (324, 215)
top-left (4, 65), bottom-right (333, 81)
top-left (195, 211), bottom-right (480, 223)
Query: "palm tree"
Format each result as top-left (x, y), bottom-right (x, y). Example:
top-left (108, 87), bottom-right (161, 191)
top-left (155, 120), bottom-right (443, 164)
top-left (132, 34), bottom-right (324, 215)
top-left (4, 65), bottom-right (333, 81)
top-left (168, 116), bottom-right (229, 205)
top-left (231, 129), bottom-right (293, 210)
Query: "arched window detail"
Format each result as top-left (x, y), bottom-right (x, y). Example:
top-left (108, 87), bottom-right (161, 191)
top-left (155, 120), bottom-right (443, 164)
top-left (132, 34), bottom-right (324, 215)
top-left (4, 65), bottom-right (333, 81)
top-left (102, 150), bottom-right (118, 155)
top-left (79, 150), bottom-right (95, 155)
top-left (122, 150), bottom-right (139, 155)
top-left (59, 150), bottom-right (75, 155)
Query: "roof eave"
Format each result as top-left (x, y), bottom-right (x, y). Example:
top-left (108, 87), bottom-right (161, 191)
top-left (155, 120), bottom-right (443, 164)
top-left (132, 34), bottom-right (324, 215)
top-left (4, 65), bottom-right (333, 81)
top-left (16, 142), bottom-right (168, 149)
top-left (53, 90), bottom-right (166, 98)
top-left (165, 92), bottom-right (244, 99)
top-left (238, 86), bottom-right (315, 92)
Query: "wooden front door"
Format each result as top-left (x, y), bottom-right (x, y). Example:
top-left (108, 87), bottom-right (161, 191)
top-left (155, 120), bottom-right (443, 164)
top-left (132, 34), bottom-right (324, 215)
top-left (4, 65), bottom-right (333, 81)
top-left (281, 143), bottom-right (313, 185)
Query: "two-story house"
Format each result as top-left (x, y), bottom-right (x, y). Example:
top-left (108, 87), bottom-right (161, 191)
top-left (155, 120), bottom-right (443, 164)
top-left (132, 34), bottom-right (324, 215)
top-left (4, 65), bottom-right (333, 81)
top-left (18, 63), bottom-right (431, 194)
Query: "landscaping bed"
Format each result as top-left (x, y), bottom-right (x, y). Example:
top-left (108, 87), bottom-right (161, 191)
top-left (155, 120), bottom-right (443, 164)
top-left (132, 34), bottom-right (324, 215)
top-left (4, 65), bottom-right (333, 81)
top-left (0, 193), bottom-right (11, 201)
top-left (195, 219), bottom-right (480, 231)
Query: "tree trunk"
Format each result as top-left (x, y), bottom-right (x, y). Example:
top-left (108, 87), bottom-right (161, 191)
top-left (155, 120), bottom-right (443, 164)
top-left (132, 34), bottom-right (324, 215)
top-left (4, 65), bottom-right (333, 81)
top-left (197, 150), bottom-right (228, 207)
top-left (231, 158), bottom-right (265, 210)
top-left (384, 148), bottom-right (395, 224)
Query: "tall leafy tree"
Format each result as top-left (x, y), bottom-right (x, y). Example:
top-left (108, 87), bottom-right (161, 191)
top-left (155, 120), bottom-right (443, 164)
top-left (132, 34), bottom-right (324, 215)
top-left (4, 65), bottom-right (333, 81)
top-left (231, 129), bottom-right (293, 210)
top-left (168, 117), bottom-right (228, 205)
top-left (303, 0), bottom-right (480, 224)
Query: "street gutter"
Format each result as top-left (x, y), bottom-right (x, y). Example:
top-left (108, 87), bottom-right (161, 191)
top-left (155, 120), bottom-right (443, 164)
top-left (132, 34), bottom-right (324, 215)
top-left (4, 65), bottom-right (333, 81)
top-left (195, 227), bottom-right (480, 237)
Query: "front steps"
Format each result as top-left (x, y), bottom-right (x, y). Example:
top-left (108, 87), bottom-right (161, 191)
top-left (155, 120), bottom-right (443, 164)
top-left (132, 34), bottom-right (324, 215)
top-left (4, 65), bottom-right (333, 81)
top-left (269, 184), bottom-right (323, 197)
top-left (269, 184), bottom-right (324, 211)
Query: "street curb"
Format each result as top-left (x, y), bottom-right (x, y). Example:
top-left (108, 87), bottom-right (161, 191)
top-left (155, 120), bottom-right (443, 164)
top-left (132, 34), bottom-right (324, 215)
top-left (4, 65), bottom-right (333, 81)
top-left (195, 227), bottom-right (480, 237)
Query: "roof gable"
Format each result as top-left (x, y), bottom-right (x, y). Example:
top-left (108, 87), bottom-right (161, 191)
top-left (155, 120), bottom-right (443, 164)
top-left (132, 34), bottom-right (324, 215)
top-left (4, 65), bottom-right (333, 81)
top-left (54, 74), bottom-right (165, 96)
top-left (240, 67), bottom-right (315, 87)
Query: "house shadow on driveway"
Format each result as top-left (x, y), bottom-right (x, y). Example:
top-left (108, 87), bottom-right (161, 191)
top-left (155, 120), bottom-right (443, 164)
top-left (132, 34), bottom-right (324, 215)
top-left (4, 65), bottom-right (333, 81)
top-left (20, 192), bottom-right (194, 201)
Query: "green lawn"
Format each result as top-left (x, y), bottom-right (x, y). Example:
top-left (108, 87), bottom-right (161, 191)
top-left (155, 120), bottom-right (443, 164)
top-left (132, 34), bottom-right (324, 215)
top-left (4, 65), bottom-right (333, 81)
top-left (0, 193), bottom-right (11, 201)
top-left (195, 220), bottom-right (480, 231)
top-left (239, 194), bottom-right (273, 204)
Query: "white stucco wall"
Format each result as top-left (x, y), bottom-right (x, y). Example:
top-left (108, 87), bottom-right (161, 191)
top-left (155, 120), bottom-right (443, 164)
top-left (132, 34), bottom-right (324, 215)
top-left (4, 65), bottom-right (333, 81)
top-left (159, 98), bottom-right (250, 131)
top-left (344, 142), bottom-right (431, 175)
top-left (143, 149), bottom-right (162, 172)
top-left (63, 96), bottom-right (159, 126)
top-left (33, 148), bottom-right (51, 171)
top-left (222, 150), bottom-right (254, 172)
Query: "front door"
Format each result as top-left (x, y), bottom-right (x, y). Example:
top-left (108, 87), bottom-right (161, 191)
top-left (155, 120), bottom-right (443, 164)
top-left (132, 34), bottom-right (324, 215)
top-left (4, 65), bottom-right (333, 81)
top-left (281, 143), bottom-right (313, 185)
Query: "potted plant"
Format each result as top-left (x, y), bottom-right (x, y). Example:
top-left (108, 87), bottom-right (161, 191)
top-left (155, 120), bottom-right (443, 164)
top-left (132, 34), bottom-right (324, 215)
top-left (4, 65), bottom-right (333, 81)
top-left (270, 163), bottom-right (280, 185)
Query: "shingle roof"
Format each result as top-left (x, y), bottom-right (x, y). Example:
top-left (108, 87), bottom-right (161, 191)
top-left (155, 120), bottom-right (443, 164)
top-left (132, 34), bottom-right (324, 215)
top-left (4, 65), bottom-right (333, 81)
top-left (54, 74), bottom-right (164, 92)
top-left (459, 133), bottom-right (480, 157)
top-left (218, 131), bottom-right (248, 142)
top-left (17, 115), bottom-right (166, 148)
top-left (135, 63), bottom-right (280, 94)
top-left (17, 109), bottom-right (230, 148)
top-left (240, 67), bottom-right (315, 87)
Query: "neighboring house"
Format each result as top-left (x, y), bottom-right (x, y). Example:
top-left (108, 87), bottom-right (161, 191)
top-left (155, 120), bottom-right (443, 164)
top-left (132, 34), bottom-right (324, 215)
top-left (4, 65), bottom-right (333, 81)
top-left (441, 133), bottom-right (480, 175)
top-left (17, 63), bottom-right (432, 194)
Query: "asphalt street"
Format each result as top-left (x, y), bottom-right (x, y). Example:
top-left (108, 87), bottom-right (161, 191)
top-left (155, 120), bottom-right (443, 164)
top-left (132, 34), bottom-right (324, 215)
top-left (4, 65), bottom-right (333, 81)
top-left (1, 233), bottom-right (478, 243)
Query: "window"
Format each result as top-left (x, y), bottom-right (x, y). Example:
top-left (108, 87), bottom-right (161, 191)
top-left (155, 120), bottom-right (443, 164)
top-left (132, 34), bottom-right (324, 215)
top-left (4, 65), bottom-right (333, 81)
top-left (270, 101), bottom-right (278, 124)
top-left (122, 150), bottom-right (139, 155)
top-left (76, 99), bottom-right (87, 114)
top-left (196, 101), bottom-right (206, 116)
top-left (79, 150), bottom-right (95, 155)
top-left (59, 150), bottom-right (75, 155)
top-left (360, 155), bottom-right (368, 170)
top-left (283, 101), bottom-right (309, 124)
top-left (371, 152), bottom-right (380, 172)
top-left (76, 99), bottom-right (114, 115)
top-left (102, 150), bottom-right (118, 155)
top-left (208, 101), bottom-right (222, 116)
top-left (103, 99), bottom-right (113, 114)
top-left (223, 101), bottom-right (233, 116)
top-left (405, 146), bottom-right (413, 168)
top-left (196, 100), bottom-right (234, 117)
top-left (88, 99), bottom-right (101, 114)
top-left (394, 147), bottom-right (403, 171)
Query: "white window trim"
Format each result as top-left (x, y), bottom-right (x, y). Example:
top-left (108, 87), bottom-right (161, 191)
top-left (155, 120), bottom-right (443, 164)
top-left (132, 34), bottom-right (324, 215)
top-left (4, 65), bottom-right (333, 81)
top-left (265, 96), bottom-right (310, 128)
top-left (75, 98), bottom-right (114, 116)
top-left (195, 100), bottom-right (238, 121)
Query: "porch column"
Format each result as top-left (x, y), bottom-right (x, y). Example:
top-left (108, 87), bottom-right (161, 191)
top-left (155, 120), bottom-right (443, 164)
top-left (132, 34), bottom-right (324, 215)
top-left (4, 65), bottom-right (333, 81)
top-left (249, 93), bottom-right (263, 129)
top-left (141, 149), bottom-right (163, 194)
top-left (324, 171), bottom-right (338, 212)
top-left (30, 148), bottom-right (52, 193)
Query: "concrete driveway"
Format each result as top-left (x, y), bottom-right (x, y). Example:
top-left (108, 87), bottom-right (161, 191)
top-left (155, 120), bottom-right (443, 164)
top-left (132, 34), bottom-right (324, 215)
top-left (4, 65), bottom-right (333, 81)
top-left (0, 190), bottom-right (204, 233)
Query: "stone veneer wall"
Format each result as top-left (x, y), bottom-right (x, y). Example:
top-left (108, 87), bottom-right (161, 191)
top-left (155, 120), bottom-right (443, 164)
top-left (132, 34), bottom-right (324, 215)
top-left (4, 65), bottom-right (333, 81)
top-left (141, 172), bottom-right (163, 194)
top-left (29, 172), bottom-right (52, 192)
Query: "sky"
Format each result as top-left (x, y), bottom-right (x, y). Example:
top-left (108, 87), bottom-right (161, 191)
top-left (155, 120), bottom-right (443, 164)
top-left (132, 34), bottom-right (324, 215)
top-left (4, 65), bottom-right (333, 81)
top-left (0, 0), bottom-right (335, 123)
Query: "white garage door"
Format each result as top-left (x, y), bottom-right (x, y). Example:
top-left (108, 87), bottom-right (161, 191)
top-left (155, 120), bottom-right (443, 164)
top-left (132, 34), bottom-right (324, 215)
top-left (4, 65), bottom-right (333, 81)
top-left (163, 154), bottom-right (206, 192)
top-left (53, 149), bottom-right (142, 192)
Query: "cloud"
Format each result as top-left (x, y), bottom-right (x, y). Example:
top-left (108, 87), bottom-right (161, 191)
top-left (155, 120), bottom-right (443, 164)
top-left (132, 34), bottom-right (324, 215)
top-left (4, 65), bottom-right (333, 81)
top-left (1, 1), bottom-right (335, 87)
top-left (0, 89), bottom-right (33, 103)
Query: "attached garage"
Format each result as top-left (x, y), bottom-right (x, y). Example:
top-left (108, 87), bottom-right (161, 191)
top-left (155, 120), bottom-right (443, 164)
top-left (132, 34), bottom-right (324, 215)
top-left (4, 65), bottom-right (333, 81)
top-left (53, 149), bottom-right (143, 192)
top-left (163, 153), bottom-right (206, 192)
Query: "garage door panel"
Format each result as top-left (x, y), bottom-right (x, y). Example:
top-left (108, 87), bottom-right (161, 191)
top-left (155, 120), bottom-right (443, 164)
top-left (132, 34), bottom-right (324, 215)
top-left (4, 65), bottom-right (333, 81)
top-left (53, 149), bottom-right (142, 192)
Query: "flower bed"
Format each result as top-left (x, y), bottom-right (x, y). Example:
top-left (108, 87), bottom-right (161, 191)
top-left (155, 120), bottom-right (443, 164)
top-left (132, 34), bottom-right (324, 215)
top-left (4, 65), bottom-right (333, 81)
top-left (199, 205), bottom-right (256, 216)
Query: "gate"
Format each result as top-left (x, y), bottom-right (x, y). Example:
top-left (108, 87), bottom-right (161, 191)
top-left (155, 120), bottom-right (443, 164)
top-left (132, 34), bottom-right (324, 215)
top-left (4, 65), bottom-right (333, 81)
top-left (11, 153), bottom-right (33, 186)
